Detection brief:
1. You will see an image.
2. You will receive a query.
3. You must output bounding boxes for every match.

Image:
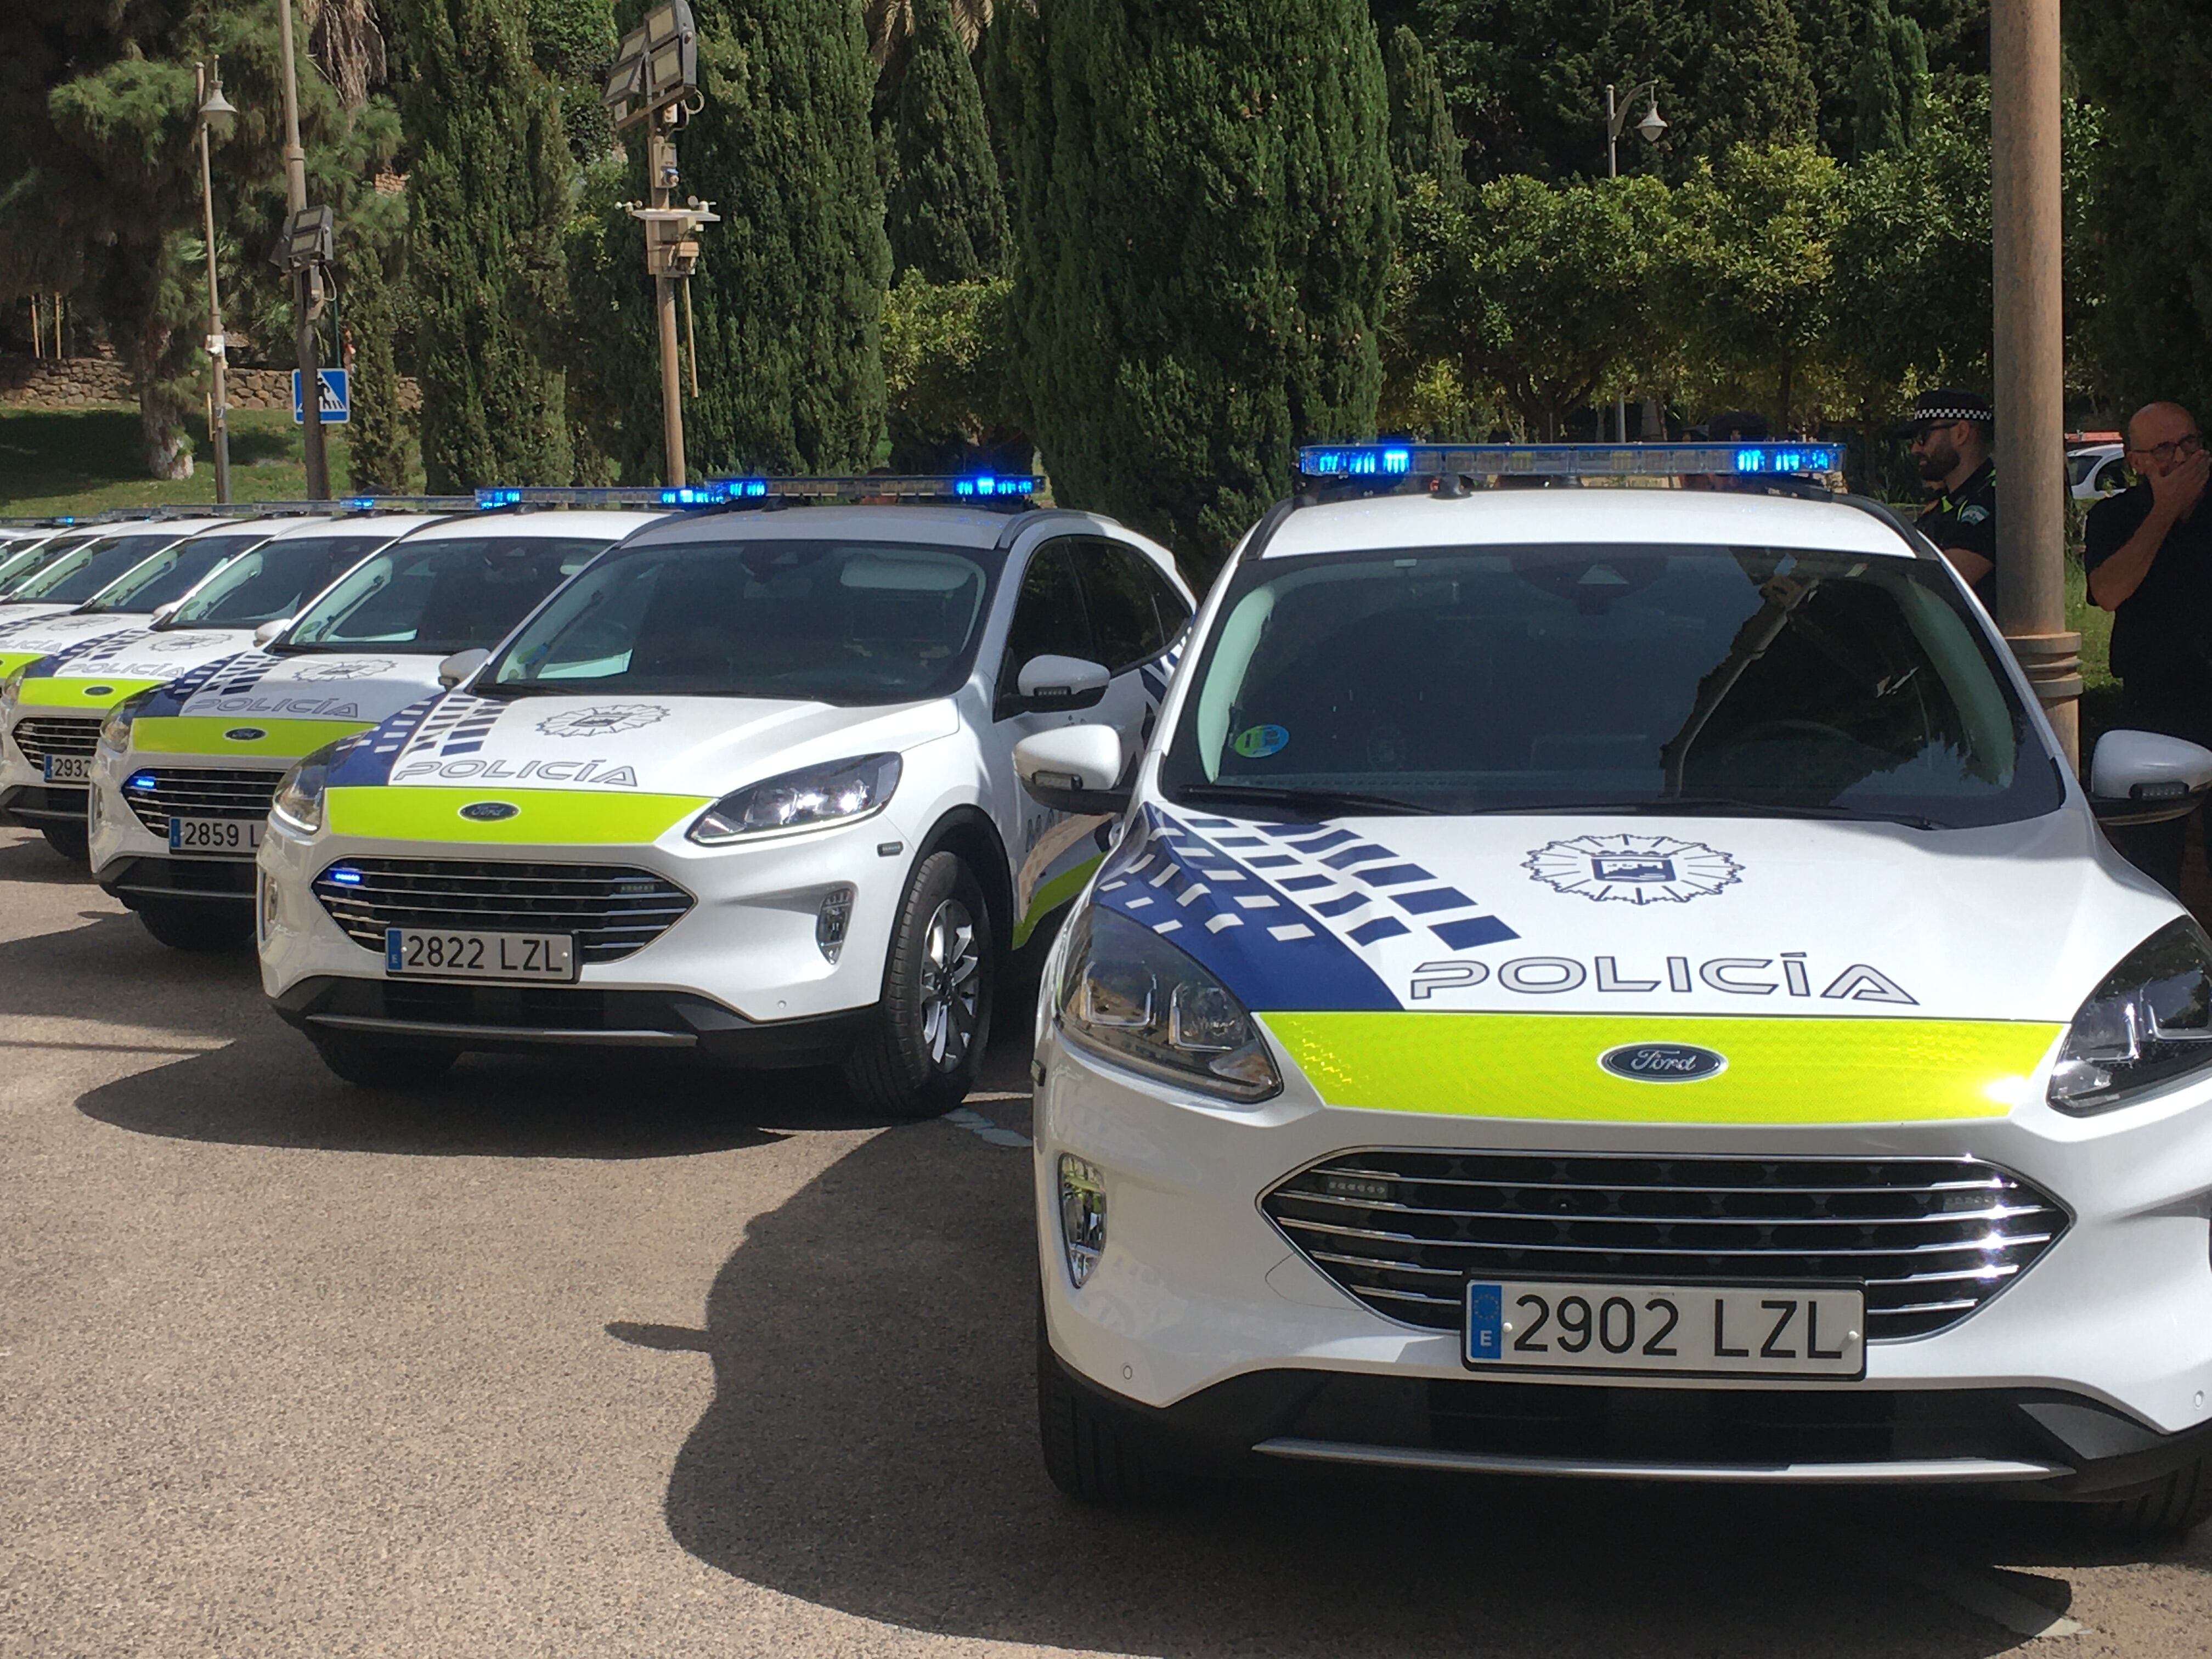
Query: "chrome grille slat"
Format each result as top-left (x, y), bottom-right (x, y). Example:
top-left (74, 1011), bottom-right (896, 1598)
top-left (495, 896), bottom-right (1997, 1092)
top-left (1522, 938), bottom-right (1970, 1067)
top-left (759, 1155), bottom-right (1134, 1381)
top-left (11, 716), bottom-right (100, 765)
top-left (121, 768), bottom-right (286, 832)
top-left (310, 857), bottom-right (694, 964)
top-left (1262, 1151), bottom-right (2068, 1342)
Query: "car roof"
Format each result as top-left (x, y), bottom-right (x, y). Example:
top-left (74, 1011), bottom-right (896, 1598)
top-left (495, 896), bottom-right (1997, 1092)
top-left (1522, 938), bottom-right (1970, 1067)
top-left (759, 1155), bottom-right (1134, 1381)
top-left (260, 512), bottom-right (447, 540)
top-left (1261, 488), bottom-right (1917, 561)
top-left (622, 503), bottom-right (1021, 552)
top-left (400, 509), bottom-right (663, 543)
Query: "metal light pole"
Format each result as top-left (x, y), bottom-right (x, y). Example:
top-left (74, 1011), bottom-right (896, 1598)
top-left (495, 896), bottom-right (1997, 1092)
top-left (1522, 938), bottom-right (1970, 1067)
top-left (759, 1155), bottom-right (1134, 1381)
top-left (1604, 81), bottom-right (1667, 443)
top-left (275, 0), bottom-right (330, 501)
top-left (1990, 0), bottom-right (2079, 764)
top-left (195, 61), bottom-right (238, 505)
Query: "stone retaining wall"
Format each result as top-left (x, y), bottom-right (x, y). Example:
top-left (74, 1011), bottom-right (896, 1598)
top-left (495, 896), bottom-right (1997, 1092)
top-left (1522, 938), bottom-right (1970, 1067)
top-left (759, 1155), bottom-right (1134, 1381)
top-left (0, 353), bottom-right (420, 414)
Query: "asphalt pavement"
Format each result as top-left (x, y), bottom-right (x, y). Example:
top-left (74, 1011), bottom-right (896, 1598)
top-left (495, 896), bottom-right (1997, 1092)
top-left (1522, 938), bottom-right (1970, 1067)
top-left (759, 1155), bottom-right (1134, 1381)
top-left (3, 821), bottom-right (2210, 1657)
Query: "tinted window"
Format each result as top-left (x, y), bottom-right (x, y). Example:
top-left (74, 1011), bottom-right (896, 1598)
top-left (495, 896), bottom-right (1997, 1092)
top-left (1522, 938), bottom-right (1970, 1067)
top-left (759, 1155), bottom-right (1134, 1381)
top-left (10, 533), bottom-right (189, 605)
top-left (1076, 540), bottom-right (1170, 670)
top-left (1162, 543), bottom-right (2062, 830)
top-left (487, 539), bottom-right (998, 706)
top-left (999, 543), bottom-right (1093, 701)
top-left (168, 534), bottom-right (398, 627)
top-left (285, 536), bottom-right (609, 656)
top-left (80, 531), bottom-right (271, 613)
top-left (0, 535), bottom-right (82, 596)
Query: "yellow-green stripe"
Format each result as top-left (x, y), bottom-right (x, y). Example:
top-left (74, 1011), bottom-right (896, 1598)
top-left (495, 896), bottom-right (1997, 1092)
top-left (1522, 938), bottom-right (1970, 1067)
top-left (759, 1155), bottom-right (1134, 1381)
top-left (131, 715), bottom-right (371, 757)
top-left (1013, 853), bottom-right (1103, 946)
top-left (16, 676), bottom-right (165, 709)
top-left (1261, 1011), bottom-right (2063, 1125)
top-left (326, 785), bottom-right (712, 845)
top-left (0, 650), bottom-right (57, 678)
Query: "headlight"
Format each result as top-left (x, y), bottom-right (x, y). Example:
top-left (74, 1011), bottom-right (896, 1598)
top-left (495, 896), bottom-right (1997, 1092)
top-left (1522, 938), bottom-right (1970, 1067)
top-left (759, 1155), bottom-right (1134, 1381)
top-left (688, 753), bottom-right (901, 844)
top-left (1056, 905), bottom-right (1282, 1102)
top-left (271, 739), bottom-right (342, 835)
top-left (2048, 918), bottom-right (2212, 1114)
top-left (0, 670), bottom-right (22, 719)
top-left (99, 688), bottom-right (157, 751)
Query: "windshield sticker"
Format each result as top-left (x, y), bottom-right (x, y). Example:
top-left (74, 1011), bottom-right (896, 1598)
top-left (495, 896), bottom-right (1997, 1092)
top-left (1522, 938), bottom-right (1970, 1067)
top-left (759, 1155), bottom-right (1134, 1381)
top-left (1526, 833), bottom-right (1742, 905)
top-left (536, 705), bottom-right (669, 739)
top-left (1232, 723), bottom-right (1290, 759)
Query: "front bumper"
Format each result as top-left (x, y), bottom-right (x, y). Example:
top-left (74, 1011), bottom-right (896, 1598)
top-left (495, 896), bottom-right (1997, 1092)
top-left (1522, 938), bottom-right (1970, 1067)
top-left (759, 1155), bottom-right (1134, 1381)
top-left (1034, 1017), bottom-right (2212, 1487)
top-left (2, 709), bottom-right (98, 828)
top-left (255, 799), bottom-right (931, 1049)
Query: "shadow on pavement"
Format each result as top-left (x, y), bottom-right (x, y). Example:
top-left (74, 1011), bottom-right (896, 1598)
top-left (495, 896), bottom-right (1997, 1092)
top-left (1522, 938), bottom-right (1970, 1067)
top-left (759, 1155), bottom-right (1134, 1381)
top-left (0, 832), bottom-right (92, 885)
top-left (640, 1124), bottom-right (2127, 1655)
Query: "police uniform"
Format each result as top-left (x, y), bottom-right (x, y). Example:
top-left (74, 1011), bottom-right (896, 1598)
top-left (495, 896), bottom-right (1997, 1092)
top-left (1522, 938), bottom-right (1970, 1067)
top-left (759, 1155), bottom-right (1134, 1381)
top-left (1911, 392), bottom-right (1997, 606)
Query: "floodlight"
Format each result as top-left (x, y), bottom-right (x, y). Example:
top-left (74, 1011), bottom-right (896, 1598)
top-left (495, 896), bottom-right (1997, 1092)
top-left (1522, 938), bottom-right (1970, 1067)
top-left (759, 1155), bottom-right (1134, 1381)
top-left (270, 205), bottom-right (334, 273)
top-left (603, 0), bottom-right (698, 128)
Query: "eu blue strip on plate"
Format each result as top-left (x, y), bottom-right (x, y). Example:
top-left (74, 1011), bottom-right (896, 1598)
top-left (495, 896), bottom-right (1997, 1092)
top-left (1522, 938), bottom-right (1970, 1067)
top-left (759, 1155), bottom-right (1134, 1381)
top-left (1466, 1283), bottom-right (1503, 1362)
top-left (385, 928), bottom-right (404, 972)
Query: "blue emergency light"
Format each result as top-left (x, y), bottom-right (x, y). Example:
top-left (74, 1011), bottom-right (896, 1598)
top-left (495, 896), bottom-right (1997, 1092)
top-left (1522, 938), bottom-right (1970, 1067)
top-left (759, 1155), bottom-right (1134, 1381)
top-left (1298, 442), bottom-right (1841, 481)
top-left (473, 474), bottom-right (1041, 511)
top-left (326, 866), bottom-right (364, 885)
top-left (126, 772), bottom-right (157, 792)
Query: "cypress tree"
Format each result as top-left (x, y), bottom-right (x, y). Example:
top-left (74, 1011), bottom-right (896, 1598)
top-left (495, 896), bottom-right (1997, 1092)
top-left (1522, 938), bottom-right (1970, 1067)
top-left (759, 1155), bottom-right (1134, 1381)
top-left (390, 0), bottom-right (574, 489)
top-left (1686, 0), bottom-right (1818, 157)
top-left (993, 0), bottom-right (1395, 577)
top-left (887, 0), bottom-right (1005, 281)
top-left (346, 239), bottom-right (416, 492)
top-left (678, 1), bottom-right (890, 474)
top-left (1383, 25), bottom-right (1465, 202)
top-left (1848, 1), bottom-right (1929, 159)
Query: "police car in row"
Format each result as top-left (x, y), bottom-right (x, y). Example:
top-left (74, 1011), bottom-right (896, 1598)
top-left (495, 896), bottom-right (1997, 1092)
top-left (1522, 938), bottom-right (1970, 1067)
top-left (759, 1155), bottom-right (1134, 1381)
top-left (1014, 441), bottom-right (2212, 1534)
top-left (251, 477), bottom-right (1194, 1117)
top-left (92, 507), bottom-right (655, 949)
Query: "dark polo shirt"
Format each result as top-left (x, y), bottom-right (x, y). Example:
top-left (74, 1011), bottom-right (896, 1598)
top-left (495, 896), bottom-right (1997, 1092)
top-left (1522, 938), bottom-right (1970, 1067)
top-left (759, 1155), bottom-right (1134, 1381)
top-left (2085, 481), bottom-right (2212, 708)
top-left (1918, 459), bottom-right (1997, 606)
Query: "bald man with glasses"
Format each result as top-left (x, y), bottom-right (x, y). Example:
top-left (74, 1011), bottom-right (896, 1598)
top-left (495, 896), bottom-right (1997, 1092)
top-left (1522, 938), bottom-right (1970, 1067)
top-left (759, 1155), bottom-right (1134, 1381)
top-left (2087, 402), bottom-right (2212, 894)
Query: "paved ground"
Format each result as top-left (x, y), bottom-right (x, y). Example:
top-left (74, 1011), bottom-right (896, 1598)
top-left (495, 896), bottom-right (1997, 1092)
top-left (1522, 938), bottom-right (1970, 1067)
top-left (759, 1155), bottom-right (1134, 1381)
top-left (4, 821), bottom-right (2210, 1658)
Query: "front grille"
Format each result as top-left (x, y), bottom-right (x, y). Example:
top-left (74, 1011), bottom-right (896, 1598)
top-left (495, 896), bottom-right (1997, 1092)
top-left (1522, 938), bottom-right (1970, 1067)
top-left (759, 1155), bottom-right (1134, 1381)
top-left (1263, 1150), bottom-right (2069, 1342)
top-left (311, 858), bottom-right (694, 964)
top-left (10, 715), bottom-right (99, 767)
top-left (122, 766), bottom-right (285, 834)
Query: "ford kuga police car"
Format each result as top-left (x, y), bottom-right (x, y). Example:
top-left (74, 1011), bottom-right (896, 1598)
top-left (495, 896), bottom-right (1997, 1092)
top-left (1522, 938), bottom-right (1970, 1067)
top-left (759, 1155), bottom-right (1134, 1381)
top-left (255, 478), bottom-right (1193, 1116)
top-left (0, 517), bottom-right (243, 642)
top-left (94, 509), bottom-right (655, 950)
top-left (1018, 442), bottom-right (2212, 1535)
top-left (0, 517), bottom-right (308, 855)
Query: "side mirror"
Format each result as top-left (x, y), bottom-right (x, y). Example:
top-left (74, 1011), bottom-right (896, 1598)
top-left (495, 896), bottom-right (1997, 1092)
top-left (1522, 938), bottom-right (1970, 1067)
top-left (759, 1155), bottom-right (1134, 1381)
top-left (1014, 653), bottom-right (1110, 713)
top-left (2089, 730), bottom-right (2212, 825)
top-left (438, 647), bottom-right (491, 689)
top-left (252, 616), bottom-right (294, 648)
top-left (148, 601), bottom-right (182, 627)
top-left (1015, 724), bottom-right (1130, 815)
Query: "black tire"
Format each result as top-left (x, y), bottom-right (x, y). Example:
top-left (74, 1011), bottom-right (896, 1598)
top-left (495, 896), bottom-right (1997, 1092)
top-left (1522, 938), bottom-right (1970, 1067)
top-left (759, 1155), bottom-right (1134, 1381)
top-left (843, 850), bottom-right (994, 1119)
top-left (307, 1029), bottom-right (459, 1088)
top-left (1036, 1309), bottom-right (1181, 1504)
top-left (2084, 1453), bottom-right (2212, 1539)
top-left (40, 822), bottom-right (88, 863)
top-left (136, 898), bottom-right (253, 952)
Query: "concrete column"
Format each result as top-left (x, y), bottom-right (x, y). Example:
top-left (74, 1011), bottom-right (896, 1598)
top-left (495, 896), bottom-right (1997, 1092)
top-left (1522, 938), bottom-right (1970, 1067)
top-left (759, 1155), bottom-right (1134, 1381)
top-left (1990, 0), bottom-right (2080, 763)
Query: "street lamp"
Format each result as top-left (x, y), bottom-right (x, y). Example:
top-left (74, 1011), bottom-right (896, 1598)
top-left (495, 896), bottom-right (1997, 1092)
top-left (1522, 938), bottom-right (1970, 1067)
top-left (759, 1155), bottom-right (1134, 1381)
top-left (195, 60), bottom-right (238, 504)
top-left (1603, 81), bottom-right (1668, 443)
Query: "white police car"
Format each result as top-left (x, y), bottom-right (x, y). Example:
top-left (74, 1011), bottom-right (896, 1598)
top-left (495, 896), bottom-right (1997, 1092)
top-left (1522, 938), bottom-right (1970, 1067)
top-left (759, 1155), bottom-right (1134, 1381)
top-left (254, 478), bottom-right (1195, 1114)
top-left (92, 506), bottom-right (653, 949)
top-left (1020, 442), bottom-right (2212, 1534)
top-left (0, 516), bottom-right (321, 855)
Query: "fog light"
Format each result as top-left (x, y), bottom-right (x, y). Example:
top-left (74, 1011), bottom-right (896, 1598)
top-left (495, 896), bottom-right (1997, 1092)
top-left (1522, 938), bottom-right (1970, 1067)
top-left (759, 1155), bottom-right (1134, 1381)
top-left (1058, 1153), bottom-right (1105, 1288)
top-left (816, 885), bottom-right (855, 962)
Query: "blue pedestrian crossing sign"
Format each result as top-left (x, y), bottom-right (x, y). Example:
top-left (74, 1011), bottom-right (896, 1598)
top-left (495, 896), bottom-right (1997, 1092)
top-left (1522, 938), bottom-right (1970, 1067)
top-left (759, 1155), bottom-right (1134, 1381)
top-left (291, 368), bottom-right (350, 424)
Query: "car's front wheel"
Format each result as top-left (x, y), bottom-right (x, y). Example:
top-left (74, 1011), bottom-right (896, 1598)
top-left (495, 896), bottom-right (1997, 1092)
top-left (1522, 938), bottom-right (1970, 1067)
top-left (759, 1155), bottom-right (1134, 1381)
top-left (843, 850), bottom-right (992, 1119)
top-left (40, 822), bottom-right (88, 863)
top-left (2085, 1453), bottom-right (2212, 1539)
top-left (136, 897), bottom-right (252, 952)
top-left (1036, 1307), bottom-right (1181, 1504)
top-left (307, 1029), bottom-right (459, 1088)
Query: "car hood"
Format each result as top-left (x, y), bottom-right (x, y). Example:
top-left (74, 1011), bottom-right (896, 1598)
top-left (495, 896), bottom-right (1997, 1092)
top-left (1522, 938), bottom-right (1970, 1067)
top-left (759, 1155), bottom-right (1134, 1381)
top-left (14, 627), bottom-right (257, 707)
top-left (324, 689), bottom-right (960, 803)
top-left (1087, 803), bottom-right (2189, 1126)
top-left (123, 648), bottom-right (457, 760)
top-left (0, 612), bottom-right (154, 676)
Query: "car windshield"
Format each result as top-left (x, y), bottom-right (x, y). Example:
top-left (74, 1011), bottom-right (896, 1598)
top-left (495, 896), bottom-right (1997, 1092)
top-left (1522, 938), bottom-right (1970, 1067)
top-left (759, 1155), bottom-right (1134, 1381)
top-left (282, 534), bottom-right (610, 657)
top-left (7, 532), bottom-right (200, 607)
top-left (166, 532), bottom-right (402, 628)
top-left (0, 535), bottom-right (81, 595)
top-left (2066, 452), bottom-right (2101, 487)
top-left (484, 539), bottom-right (999, 705)
top-left (1160, 542), bottom-right (2063, 830)
top-left (78, 530), bottom-right (272, 613)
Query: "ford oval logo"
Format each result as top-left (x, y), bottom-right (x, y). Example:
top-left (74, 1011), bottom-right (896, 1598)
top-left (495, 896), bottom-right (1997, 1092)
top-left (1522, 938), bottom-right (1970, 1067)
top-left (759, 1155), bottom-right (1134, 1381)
top-left (85, 685), bottom-right (114, 697)
top-left (1599, 1042), bottom-right (1728, 1083)
top-left (459, 800), bottom-right (519, 822)
top-left (224, 727), bottom-right (266, 741)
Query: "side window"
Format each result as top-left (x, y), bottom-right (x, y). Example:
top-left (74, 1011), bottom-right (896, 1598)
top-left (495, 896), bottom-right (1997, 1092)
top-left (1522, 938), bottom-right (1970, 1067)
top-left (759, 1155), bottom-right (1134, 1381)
top-left (997, 541), bottom-right (1093, 714)
top-left (1135, 550), bottom-right (1193, 649)
top-left (1075, 539), bottom-right (1169, 671)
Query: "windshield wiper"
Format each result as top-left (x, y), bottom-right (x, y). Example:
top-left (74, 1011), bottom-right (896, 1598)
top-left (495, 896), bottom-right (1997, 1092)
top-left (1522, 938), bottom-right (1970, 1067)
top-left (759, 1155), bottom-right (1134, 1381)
top-left (1453, 797), bottom-right (1940, 830)
top-left (1172, 782), bottom-right (1435, 817)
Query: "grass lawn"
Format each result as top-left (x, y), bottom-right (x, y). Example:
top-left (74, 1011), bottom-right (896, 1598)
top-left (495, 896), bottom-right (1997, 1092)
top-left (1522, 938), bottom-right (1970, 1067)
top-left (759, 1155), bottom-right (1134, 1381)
top-left (0, 404), bottom-right (352, 517)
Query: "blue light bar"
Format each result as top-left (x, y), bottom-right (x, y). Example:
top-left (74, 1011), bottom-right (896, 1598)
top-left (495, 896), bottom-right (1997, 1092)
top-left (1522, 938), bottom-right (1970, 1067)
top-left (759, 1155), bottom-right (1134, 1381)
top-left (1297, 442), bottom-right (1841, 481)
top-left (473, 475), bottom-right (1042, 510)
top-left (327, 867), bottom-right (364, 885)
